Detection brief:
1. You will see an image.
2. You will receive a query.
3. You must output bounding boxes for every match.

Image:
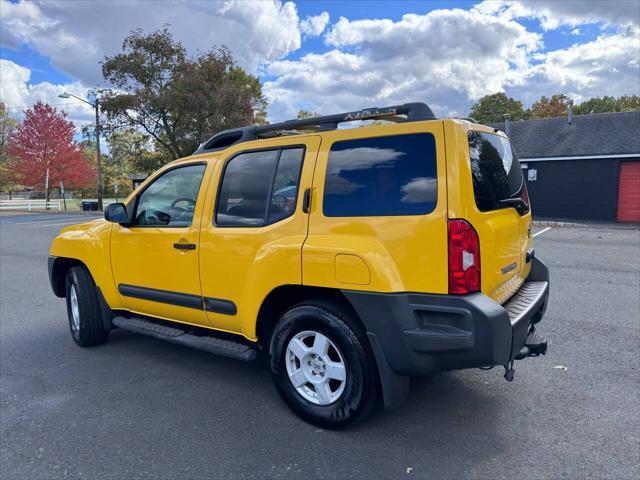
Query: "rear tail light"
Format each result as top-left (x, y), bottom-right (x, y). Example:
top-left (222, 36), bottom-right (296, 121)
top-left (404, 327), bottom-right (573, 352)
top-left (448, 219), bottom-right (481, 294)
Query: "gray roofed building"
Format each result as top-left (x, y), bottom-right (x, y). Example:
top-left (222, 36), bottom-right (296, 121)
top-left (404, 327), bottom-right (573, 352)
top-left (487, 110), bottom-right (640, 222)
top-left (491, 111), bottom-right (640, 159)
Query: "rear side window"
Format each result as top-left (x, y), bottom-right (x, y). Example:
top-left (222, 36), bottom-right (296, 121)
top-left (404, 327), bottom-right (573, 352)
top-left (216, 147), bottom-right (304, 226)
top-left (323, 133), bottom-right (438, 217)
top-left (468, 131), bottom-right (525, 212)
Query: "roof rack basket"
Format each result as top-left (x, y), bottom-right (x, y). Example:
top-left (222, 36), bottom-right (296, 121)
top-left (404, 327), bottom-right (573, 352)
top-left (193, 102), bottom-right (436, 154)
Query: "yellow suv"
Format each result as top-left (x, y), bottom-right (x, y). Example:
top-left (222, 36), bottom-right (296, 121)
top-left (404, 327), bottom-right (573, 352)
top-left (48, 103), bottom-right (549, 428)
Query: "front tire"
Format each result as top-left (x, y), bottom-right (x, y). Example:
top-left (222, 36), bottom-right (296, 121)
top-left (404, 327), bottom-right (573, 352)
top-left (269, 302), bottom-right (379, 429)
top-left (65, 266), bottom-right (109, 347)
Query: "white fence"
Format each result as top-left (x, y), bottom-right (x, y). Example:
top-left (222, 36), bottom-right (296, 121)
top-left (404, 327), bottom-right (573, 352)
top-left (0, 199), bottom-right (61, 211)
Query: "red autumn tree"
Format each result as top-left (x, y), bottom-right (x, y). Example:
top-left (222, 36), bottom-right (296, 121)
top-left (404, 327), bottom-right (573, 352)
top-left (7, 101), bottom-right (94, 205)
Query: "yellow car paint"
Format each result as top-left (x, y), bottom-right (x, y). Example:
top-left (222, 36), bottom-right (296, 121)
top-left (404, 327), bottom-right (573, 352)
top-left (444, 120), bottom-right (532, 303)
top-left (50, 118), bottom-right (533, 342)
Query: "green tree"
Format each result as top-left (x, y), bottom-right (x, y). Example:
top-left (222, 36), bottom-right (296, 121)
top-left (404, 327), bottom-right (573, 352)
top-left (0, 101), bottom-right (19, 190)
top-left (297, 110), bottom-right (320, 119)
top-left (529, 94), bottom-right (569, 119)
top-left (104, 129), bottom-right (154, 196)
top-left (132, 150), bottom-right (168, 174)
top-left (108, 129), bottom-right (149, 176)
top-left (468, 93), bottom-right (526, 124)
top-left (616, 95), bottom-right (640, 112)
top-left (100, 27), bottom-right (267, 161)
top-left (573, 96), bottom-right (617, 115)
top-left (574, 95), bottom-right (640, 115)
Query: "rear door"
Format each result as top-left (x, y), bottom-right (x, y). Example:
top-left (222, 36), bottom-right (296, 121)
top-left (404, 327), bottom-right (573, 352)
top-left (455, 127), bottom-right (531, 304)
top-left (198, 136), bottom-right (321, 339)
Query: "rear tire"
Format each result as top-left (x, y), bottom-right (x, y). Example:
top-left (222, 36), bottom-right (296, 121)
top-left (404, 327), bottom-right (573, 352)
top-left (65, 266), bottom-right (109, 347)
top-left (269, 302), bottom-right (379, 429)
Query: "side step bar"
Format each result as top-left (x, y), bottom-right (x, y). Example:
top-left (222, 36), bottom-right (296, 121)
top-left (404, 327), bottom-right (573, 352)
top-left (112, 316), bottom-right (257, 362)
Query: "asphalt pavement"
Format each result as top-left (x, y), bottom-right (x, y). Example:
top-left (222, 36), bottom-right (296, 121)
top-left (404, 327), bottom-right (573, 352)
top-left (1, 213), bottom-right (638, 479)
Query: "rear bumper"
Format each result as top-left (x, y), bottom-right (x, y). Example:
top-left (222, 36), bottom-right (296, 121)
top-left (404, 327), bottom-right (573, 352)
top-left (343, 257), bottom-right (549, 378)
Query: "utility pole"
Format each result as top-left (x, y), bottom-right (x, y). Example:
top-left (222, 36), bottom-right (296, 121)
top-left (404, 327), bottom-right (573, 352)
top-left (94, 99), bottom-right (103, 210)
top-left (58, 92), bottom-right (103, 210)
top-left (60, 181), bottom-right (67, 211)
top-left (45, 165), bottom-right (50, 211)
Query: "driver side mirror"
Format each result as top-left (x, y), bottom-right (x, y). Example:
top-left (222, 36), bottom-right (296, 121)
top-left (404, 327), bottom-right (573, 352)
top-left (104, 203), bottom-right (130, 225)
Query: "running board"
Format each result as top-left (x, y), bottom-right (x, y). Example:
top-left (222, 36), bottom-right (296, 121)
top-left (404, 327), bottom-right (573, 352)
top-left (112, 316), bottom-right (257, 362)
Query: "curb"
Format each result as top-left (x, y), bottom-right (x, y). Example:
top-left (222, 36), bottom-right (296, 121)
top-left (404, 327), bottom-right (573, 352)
top-left (532, 220), bottom-right (588, 228)
top-left (532, 220), bottom-right (639, 230)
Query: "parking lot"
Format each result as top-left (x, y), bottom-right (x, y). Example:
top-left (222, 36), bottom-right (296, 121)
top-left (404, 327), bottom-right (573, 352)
top-left (1, 213), bottom-right (638, 479)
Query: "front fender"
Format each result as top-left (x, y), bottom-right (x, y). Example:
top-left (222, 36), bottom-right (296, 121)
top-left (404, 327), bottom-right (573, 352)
top-left (49, 220), bottom-right (121, 309)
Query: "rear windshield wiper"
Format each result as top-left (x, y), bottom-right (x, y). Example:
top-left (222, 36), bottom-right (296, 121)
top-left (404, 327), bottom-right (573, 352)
top-left (500, 197), bottom-right (529, 215)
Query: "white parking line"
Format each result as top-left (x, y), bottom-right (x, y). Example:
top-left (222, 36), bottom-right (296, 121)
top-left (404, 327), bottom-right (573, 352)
top-left (10, 220), bottom-right (87, 228)
top-left (533, 227), bottom-right (552, 238)
top-left (7, 217), bottom-right (89, 225)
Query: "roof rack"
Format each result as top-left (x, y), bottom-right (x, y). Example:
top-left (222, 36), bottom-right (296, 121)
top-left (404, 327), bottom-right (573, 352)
top-left (193, 102), bottom-right (436, 154)
top-left (452, 116), bottom-right (478, 124)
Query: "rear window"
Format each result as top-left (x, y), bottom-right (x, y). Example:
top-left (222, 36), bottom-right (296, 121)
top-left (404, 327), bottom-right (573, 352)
top-left (468, 131), bottom-right (524, 212)
top-left (323, 133), bottom-right (437, 217)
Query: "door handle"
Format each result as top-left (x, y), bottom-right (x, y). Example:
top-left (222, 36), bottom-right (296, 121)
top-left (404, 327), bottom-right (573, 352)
top-left (174, 243), bottom-right (196, 250)
top-left (302, 188), bottom-right (312, 213)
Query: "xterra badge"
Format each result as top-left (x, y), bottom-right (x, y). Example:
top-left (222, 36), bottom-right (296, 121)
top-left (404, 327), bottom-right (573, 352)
top-left (501, 262), bottom-right (517, 274)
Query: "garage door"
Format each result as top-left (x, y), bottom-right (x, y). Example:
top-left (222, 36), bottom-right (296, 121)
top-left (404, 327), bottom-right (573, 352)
top-left (617, 162), bottom-right (640, 222)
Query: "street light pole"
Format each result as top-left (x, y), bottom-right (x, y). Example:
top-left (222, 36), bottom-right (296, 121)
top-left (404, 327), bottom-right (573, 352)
top-left (58, 92), bottom-right (103, 211)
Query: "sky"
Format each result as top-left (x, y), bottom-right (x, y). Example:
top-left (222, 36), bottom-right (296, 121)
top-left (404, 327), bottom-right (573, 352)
top-left (0, 0), bottom-right (639, 131)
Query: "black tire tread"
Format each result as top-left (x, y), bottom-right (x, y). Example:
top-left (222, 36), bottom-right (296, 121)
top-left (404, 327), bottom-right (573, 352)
top-left (270, 300), bottom-right (379, 429)
top-left (66, 265), bottom-right (108, 346)
top-left (291, 303), bottom-right (380, 423)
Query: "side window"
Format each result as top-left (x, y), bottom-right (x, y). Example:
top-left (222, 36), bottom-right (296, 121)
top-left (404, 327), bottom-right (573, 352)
top-left (216, 147), bottom-right (304, 227)
top-left (133, 164), bottom-right (206, 227)
top-left (323, 133), bottom-right (437, 217)
top-left (468, 131), bottom-right (526, 212)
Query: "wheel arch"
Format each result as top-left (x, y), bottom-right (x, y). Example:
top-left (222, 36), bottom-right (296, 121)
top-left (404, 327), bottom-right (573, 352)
top-left (255, 285), bottom-right (363, 352)
top-left (256, 284), bottom-right (411, 411)
top-left (49, 256), bottom-right (115, 330)
top-left (49, 256), bottom-right (86, 297)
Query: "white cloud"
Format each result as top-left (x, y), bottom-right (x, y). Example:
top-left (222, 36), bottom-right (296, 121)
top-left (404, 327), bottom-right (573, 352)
top-left (265, 5), bottom-right (640, 121)
top-left (474, 0), bottom-right (639, 30)
top-left (401, 177), bottom-right (437, 203)
top-left (265, 9), bottom-right (542, 120)
top-left (0, 60), bottom-right (30, 107)
top-left (2, 0), bottom-right (638, 125)
top-left (328, 147), bottom-right (405, 174)
top-left (300, 12), bottom-right (330, 37)
top-left (0, 0), bottom-right (302, 85)
top-left (514, 32), bottom-right (640, 104)
top-left (0, 59), bottom-right (94, 127)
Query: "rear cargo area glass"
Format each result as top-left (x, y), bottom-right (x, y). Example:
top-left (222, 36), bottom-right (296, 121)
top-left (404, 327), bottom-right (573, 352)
top-left (468, 131), bottom-right (525, 212)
